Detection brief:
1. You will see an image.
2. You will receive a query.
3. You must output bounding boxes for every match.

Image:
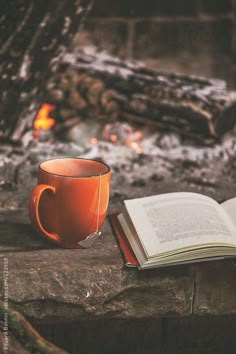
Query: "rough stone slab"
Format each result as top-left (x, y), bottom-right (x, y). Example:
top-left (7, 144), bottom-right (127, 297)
top-left (34, 318), bottom-right (163, 354)
top-left (193, 261), bottom-right (236, 315)
top-left (2, 144), bottom-right (236, 324)
top-left (164, 315), bottom-right (236, 354)
top-left (0, 218), bottom-right (193, 321)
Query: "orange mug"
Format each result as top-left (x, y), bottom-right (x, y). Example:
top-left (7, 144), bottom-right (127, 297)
top-left (29, 157), bottom-right (110, 248)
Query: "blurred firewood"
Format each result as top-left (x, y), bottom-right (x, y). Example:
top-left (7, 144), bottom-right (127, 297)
top-left (48, 48), bottom-right (236, 144)
top-left (0, 0), bottom-right (92, 142)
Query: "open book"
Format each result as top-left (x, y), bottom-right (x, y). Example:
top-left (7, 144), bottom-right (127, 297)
top-left (110, 192), bottom-right (236, 269)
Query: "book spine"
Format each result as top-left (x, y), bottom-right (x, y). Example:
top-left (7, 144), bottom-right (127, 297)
top-left (109, 212), bottom-right (139, 267)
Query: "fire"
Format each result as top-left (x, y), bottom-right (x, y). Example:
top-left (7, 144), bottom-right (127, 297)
top-left (90, 137), bottom-right (98, 144)
top-left (125, 130), bottom-right (143, 154)
top-left (33, 103), bottom-right (55, 137)
top-left (110, 134), bottom-right (118, 143)
top-left (126, 141), bottom-right (143, 154)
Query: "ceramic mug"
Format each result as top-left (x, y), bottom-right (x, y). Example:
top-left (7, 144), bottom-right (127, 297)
top-left (29, 157), bottom-right (110, 248)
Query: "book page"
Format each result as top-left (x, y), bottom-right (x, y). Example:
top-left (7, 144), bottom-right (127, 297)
top-left (124, 192), bottom-right (236, 257)
top-left (221, 197), bottom-right (236, 227)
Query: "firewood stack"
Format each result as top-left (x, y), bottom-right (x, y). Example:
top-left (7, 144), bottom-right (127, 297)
top-left (45, 47), bottom-right (236, 144)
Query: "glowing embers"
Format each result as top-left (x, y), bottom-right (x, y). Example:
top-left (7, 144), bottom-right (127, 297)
top-left (33, 103), bottom-right (55, 137)
top-left (90, 137), bottom-right (98, 145)
top-left (90, 122), bottom-right (143, 154)
top-left (33, 105), bottom-right (144, 154)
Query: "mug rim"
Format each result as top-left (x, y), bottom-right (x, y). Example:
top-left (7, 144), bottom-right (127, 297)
top-left (39, 157), bottom-right (110, 178)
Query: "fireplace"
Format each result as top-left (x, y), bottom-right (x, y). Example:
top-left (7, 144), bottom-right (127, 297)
top-left (2, 1), bottom-right (236, 353)
top-left (2, 41), bottom-right (236, 213)
top-left (76, 0), bottom-right (235, 87)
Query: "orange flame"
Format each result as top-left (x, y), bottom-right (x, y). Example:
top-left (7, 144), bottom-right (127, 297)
top-left (110, 134), bottom-right (118, 143)
top-left (33, 103), bottom-right (55, 137)
top-left (125, 130), bottom-right (143, 154)
top-left (126, 141), bottom-right (143, 154)
top-left (90, 137), bottom-right (98, 144)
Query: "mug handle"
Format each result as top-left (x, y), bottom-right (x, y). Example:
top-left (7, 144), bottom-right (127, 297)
top-left (29, 184), bottom-right (60, 244)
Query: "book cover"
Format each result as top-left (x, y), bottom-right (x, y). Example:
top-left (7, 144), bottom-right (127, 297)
top-left (109, 212), bottom-right (139, 267)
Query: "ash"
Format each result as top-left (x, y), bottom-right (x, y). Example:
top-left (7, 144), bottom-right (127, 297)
top-left (1, 126), bottom-right (236, 213)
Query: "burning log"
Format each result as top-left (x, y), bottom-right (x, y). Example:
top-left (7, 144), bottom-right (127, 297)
top-left (47, 48), bottom-right (236, 144)
top-left (0, 0), bottom-right (92, 142)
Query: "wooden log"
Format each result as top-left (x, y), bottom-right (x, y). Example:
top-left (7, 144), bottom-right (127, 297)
top-left (48, 48), bottom-right (236, 143)
top-left (0, 0), bottom-right (92, 142)
top-left (0, 300), bottom-right (68, 353)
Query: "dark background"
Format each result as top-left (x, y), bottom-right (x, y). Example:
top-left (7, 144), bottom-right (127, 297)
top-left (74, 0), bottom-right (236, 87)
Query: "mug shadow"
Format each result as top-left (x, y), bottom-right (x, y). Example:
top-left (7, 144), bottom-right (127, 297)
top-left (0, 222), bottom-right (58, 252)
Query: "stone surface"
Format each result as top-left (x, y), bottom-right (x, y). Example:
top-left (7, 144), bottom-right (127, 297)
top-left (74, 20), bottom-right (128, 58)
top-left (90, 0), bottom-right (198, 17)
top-left (1, 169), bottom-right (236, 322)
top-left (2, 130), bottom-right (236, 323)
top-left (2, 132), bottom-right (236, 353)
top-left (0, 216), bottom-right (193, 321)
top-left (34, 318), bottom-right (163, 354)
top-left (134, 20), bottom-right (232, 60)
top-left (70, 0), bottom-right (235, 88)
top-left (194, 261), bottom-right (236, 315)
top-left (202, 0), bottom-right (232, 14)
top-left (33, 315), bottom-right (236, 354)
top-left (164, 315), bottom-right (236, 354)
